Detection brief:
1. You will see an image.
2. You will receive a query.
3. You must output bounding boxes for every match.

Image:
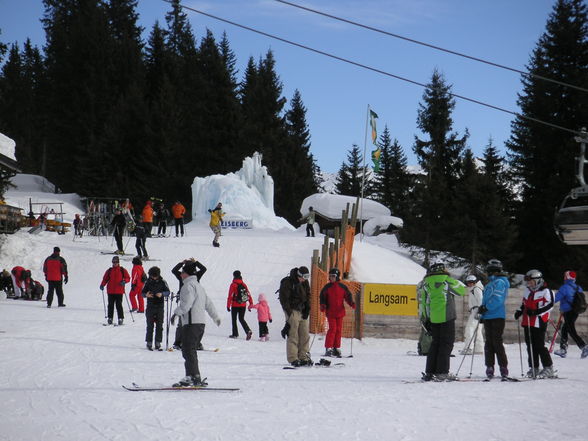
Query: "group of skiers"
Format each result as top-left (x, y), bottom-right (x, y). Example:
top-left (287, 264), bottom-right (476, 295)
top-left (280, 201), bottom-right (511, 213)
top-left (418, 258), bottom-right (588, 382)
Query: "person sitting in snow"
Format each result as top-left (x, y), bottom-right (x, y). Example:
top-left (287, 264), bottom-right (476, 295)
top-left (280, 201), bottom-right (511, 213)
top-left (249, 293), bottom-right (273, 341)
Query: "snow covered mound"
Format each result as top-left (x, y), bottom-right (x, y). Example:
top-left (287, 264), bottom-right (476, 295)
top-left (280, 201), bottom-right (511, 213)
top-left (363, 215), bottom-right (404, 236)
top-left (0, 132), bottom-right (16, 161)
top-left (301, 193), bottom-right (390, 220)
top-left (191, 152), bottom-right (294, 231)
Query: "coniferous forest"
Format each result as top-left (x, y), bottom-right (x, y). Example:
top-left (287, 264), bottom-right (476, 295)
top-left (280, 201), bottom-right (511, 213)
top-left (2, 0), bottom-right (588, 283)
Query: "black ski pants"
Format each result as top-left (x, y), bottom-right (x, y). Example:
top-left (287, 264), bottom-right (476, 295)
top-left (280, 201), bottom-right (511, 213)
top-left (231, 306), bottom-right (251, 337)
top-left (46, 280), bottom-right (64, 307)
top-left (181, 323), bottom-right (205, 379)
top-left (135, 237), bottom-right (147, 258)
top-left (560, 311), bottom-right (586, 349)
top-left (259, 321), bottom-right (269, 337)
top-left (483, 318), bottom-right (508, 368)
top-left (113, 230), bottom-right (124, 253)
top-left (425, 319), bottom-right (455, 375)
top-left (306, 223), bottom-right (315, 237)
top-left (174, 218), bottom-right (184, 236)
top-left (524, 322), bottom-right (553, 368)
top-left (145, 304), bottom-right (164, 345)
top-left (157, 221), bottom-right (167, 236)
top-left (107, 294), bottom-right (124, 320)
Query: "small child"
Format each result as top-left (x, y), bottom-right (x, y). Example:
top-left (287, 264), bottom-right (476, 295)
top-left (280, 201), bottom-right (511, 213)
top-left (249, 293), bottom-right (272, 341)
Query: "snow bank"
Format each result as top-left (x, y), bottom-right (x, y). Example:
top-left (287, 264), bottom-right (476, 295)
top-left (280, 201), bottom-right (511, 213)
top-left (0, 132), bottom-right (16, 160)
top-left (301, 193), bottom-right (390, 220)
top-left (363, 215), bottom-right (404, 236)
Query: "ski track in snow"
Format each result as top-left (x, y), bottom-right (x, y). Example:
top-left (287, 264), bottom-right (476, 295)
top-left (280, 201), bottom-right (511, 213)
top-left (1, 226), bottom-right (587, 441)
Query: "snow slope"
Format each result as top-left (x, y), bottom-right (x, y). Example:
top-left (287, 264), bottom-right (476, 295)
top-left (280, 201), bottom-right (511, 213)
top-left (1, 182), bottom-right (587, 441)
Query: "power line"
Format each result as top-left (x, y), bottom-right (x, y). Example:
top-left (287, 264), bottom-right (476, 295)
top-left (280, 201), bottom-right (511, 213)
top-left (275, 0), bottom-right (588, 94)
top-left (166, 0), bottom-right (581, 136)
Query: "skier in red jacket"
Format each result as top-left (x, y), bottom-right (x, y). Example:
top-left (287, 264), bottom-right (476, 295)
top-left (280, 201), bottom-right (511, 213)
top-left (129, 257), bottom-right (146, 313)
top-left (100, 256), bottom-right (130, 325)
top-left (320, 268), bottom-right (356, 357)
top-left (43, 246), bottom-right (68, 308)
top-left (226, 270), bottom-right (253, 340)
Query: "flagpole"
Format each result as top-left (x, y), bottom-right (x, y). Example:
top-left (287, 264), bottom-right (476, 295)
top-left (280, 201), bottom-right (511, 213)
top-left (360, 104), bottom-right (370, 242)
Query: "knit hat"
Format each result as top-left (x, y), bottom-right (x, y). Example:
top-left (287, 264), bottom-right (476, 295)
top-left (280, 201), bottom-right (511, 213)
top-left (564, 270), bottom-right (576, 280)
top-left (112, 256), bottom-right (120, 263)
top-left (182, 261), bottom-right (197, 276)
top-left (233, 270), bottom-right (242, 279)
top-left (53, 247), bottom-right (61, 253)
top-left (148, 266), bottom-right (161, 278)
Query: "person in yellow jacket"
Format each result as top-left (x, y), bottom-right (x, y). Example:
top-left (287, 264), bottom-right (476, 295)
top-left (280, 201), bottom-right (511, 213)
top-left (171, 201), bottom-right (186, 237)
top-left (208, 202), bottom-right (224, 247)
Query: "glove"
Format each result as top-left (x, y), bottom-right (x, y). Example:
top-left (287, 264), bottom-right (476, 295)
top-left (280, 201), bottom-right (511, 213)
top-left (281, 322), bottom-right (291, 339)
top-left (170, 314), bottom-right (176, 326)
top-left (64, 276), bottom-right (68, 285)
top-left (478, 305), bottom-right (488, 314)
top-left (423, 319), bottom-right (432, 335)
top-left (302, 312), bottom-right (309, 320)
top-left (248, 308), bottom-right (252, 312)
top-left (214, 318), bottom-right (221, 326)
top-left (514, 309), bottom-right (523, 320)
top-left (269, 319), bottom-right (272, 323)
top-left (227, 307), bottom-right (231, 312)
top-left (99, 285), bottom-right (104, 291)
top-left (131, 284), bottom-right (136, 290)
top-left (119, 280), bottom-right (125, 286)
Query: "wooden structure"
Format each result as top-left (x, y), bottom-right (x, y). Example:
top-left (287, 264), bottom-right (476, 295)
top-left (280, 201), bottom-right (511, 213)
top-left (0, 204), bottom-right (23, 234)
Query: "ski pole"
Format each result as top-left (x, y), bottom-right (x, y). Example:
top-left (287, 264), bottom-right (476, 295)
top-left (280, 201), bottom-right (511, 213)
top-left (517, 318), bottom-right (524, 377)
top-left (101, 290), bottom-right (107, 319)
top-left (124, 292), bottom-right (135, 323)
top-left (456, 319), bottom-right (477, 377)
top-left (527, 324), bottom-right (536, 379)
top-left (548, 313), bottom-right (563, 353)
top-left (468, 320), bottom-right (480, 377)
top-left (165, 294), bottom-right (170, 351)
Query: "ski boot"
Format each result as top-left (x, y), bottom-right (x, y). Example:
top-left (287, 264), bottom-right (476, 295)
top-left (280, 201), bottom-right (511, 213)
top-left (421, 372), bottom-right (433, 382)
top-left (332, 348), bottom-right (342, 358)
top-left (538, 366), bottom-right (557, 378)
top-left (325, 348), bottom-right (333, 357)
top-left (193, 376), bottom-right (208, 387)
top-left (118, 318), bottom-right (124, 326)
top-left (485, 366), bottom-right (494, 379)
top-left (146, 343), bottom-right (153, 351)
top-left (499, 366), bottom-right (509, 379)
top-left (526, 367), bottom-right (540, 378)
top-left (107, 318), bottom-right (113, 325)
top-left (582, 346), bottom-right (588, 359)
top-left (155, 343), bottom-right (162, 351)
top-left (246, 331), bottom-right (252, 341)
top-left (554, 348), bottom-right (567, 358)
top-left (173, 376), bottom-right (195, 387)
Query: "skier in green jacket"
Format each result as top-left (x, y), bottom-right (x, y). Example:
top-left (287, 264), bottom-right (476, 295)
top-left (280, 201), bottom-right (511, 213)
top-left (418, 260), bottom-right (466, 381)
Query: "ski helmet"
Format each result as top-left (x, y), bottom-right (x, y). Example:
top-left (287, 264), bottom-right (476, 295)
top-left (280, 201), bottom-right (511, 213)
top-left (329, 268), bottom-right (340, 279)
top-left (429, 260), bottom-right (446, 273)
top-left (465, 274), bottom-right (478, 284)
top-left (486, 259), bottom-right (503, 273)
top-left (525, 269), bottom-right (544, 289)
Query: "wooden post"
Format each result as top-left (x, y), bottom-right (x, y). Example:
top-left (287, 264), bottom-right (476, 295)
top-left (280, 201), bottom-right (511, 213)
top-left (321, 236), bottom-right (329, 271)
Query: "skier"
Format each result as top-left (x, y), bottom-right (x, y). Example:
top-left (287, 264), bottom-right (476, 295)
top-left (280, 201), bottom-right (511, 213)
top-left (134, 219), bottom-right (148, 259)
top-left (226, 270), bottom-right (253, 340)
top-left (554, 270), bottom-right (588, 358)
top-left (43, 246), bottom-right (68, 308)
top-left (478, 259), bottom-right (510, 379)
top-left (319, 268), bottom-right (356, 357)
top-left (99, 256), bottom-right (130, 325)
top-left (171, 200), bottom-right (186, 237)
top-left (10, 266), bottom-right (32, 299)
top-left (461, 274), bottom-right (484, 355)
top-left (142, 266), bottom-right (170, 351)
top-left (110, 209), bottom-right (126, 254)
top-left (418, 261), bottom-right (466, 381)
top-left (129, 257), bottom-right (146, 313)
top-left (170, 261), bottom-right (221, 387)
top-left (208, 202), bottom-right (224, 247)
top-left (141, 201), bottom-right (154, 237)
top-left (298, 206), bottom-right (316, 237)
top-left (73, 214), bottom-right (83, 237)
top-left (249, 293), bottom-right (273, 341)
top-left (171, 258), bottom-right (207, 350)
top-left (278, 266), bottom-right (313, 366)
top-left (121, 198), bottom-right (134, 217)
top-left (514, 269), bottom-right (556, 378)
top-left (156, 202), bottom-right (169, 237)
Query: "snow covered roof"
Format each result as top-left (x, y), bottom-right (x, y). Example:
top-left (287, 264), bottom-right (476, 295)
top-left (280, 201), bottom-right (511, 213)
top-left (301, 193), bottom-right (390, 221)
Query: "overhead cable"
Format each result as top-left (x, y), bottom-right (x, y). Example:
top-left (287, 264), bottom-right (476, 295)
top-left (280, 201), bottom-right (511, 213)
top-left (275, 0), bottom-right (588, 94)
top-left (165, 0), bottom-right (581, 136)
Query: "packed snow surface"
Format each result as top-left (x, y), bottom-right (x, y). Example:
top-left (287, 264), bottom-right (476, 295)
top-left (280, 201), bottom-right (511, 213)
top-left (1, 176), bottom-right (587, 441)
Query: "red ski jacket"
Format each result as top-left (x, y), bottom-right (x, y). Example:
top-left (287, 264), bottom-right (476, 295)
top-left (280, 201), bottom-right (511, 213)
top-left (130, 264), bottom-right (145, 295)
top-left (43, 253), bottom-right (68, 282)
top-left (319, 281), bottom-right (355, 319)
top-left (227, 279), bottom-right (253, 309)
top-left (101, 265), bottom-right (130, 295)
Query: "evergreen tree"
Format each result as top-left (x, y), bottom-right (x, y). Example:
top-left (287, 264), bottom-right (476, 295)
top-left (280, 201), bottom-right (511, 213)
top-left (335, 144), bottom-right (365, 196)
top-left (507, 0), bottom-right (588, 279)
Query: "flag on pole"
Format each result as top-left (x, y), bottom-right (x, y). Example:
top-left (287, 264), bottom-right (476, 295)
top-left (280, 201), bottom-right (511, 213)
top-left (369, 109), bottom-right (381, 172)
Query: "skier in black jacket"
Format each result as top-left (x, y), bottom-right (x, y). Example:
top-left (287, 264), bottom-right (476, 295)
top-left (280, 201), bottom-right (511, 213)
top-left (110, 209), bottom-right (126, 254)
top-left (142, 266), bottom-right (170, 350)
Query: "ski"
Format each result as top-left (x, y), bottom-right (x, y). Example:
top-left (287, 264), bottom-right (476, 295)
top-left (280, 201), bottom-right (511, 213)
top-left (283, 362), bottom-right (345, 370)
top-left (100, 251), bottom-right (125, 255)
top-left (123, 384), bottom-right (239, 392)
top-left (166, 347), bottom-right (220, 352)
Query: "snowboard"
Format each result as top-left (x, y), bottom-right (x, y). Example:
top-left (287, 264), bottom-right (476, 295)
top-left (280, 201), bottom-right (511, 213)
top-left (123, 383), bottom-right (239, 392)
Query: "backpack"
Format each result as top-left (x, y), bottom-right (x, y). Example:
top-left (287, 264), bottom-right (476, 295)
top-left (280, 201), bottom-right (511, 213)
top-left (234, 284), bottom-right (249, 304)
top-left (572, 287), bottom-right (587, 314)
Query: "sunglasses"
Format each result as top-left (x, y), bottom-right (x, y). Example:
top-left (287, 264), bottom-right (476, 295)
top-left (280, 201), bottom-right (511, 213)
top-left (298, 273), bottom-right (310, 280)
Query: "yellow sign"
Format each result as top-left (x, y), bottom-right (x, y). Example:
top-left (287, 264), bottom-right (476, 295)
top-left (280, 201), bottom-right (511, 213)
top-left (362, 283), bottom-right (418, 316)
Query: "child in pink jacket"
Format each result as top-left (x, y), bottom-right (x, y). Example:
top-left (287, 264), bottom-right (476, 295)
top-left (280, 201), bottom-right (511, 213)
top-left (249, 293), bottom-right (273, 341)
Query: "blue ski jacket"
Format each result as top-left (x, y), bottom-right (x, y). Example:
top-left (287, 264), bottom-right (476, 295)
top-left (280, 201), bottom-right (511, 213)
top-left (481, 275), bottom-right (509, 320)
top-left (555, 279), bottom-right (582, 313)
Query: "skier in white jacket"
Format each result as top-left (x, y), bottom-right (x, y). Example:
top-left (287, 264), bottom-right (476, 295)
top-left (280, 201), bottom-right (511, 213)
top-left (461, 275), bottom-right (484, 354)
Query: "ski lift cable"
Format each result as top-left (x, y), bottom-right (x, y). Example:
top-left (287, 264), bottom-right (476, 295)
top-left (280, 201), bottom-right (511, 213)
top-left (274, 0), bottom-right (588, 95)
top-left (167, 0), bottom-right (582, 136)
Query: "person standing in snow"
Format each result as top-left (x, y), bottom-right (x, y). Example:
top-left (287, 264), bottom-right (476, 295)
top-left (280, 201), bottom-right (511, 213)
top-left (279, 266), bottom-right (313, 366)
top-left (227, 270), bottom-right (253, 340)
top-left (418, 261), bottom-right (466, 381)
top-left (141, 201), bottom-right (154, 237)
top-left (43, 246), bottom-right (68, 308)
top-left (134, 219), bottom-right (148, 259)
top-left (514, 269), bottom-right (556, 378)
top-left (171, 259), bottom-right (207, 350)
top-left (461, 274), bottom-right (484, 354)
top-left (129, 257), bottom-right (146, 313)
top-left (298, 206), bottom-right (316, 237)
top-left (249, 293), bottom-right (273, 341)
top-left (73, 214), bottom-right (83, 237)
top-left (99, 256), bottom-right (130, 325)
top-left (171, 201), bottom-right (186, 237)
top-left (110, 209), bottom-right (126, 254)
top-left (208, 202), bottom-right (224, 247)
top-left (170, 261), bottom-right (221, 387)
top-left (142, 266), bottom-right (170, 351)
top-left (478, 259), bottom-right (510, 379)
top-left (320, 268), bottom-right (356, 357)
top-left (554, 271), bottom-right (588, 358)
top-left (155, 202), bottom-right (169, 237)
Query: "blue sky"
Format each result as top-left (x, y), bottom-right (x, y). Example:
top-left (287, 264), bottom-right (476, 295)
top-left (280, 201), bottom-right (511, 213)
top-left (0, 0), bottom-right (558, 173)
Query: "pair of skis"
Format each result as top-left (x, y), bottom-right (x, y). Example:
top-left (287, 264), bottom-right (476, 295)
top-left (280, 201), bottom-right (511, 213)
top-left (123, 382), bottom-right (238, 392)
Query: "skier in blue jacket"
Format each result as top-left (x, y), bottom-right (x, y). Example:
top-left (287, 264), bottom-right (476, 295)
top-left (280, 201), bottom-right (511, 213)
top-left (554, 271), bottom-right (587, 358)
top-left (478, 259), bottom-right (510, 379)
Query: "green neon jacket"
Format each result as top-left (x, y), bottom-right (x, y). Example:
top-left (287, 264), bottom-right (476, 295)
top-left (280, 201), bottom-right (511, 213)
top-left (419, 272), bottom-right (466, 323)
